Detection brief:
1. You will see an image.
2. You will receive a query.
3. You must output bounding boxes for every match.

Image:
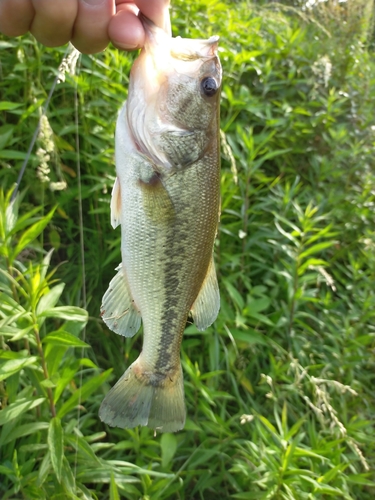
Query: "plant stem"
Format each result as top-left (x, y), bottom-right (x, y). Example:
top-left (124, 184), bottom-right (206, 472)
top-left (287, 245), bottom-right (303, 349)
top-left (33, 325), bottom-right (56, 418)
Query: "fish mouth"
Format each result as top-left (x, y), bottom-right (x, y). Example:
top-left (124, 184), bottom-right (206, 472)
top-left (138, 12), bottom-right (171, 37)
top-left (170, 35), bottom-right (219, 61)
top-left (139, 13), bottom-right (220, 62)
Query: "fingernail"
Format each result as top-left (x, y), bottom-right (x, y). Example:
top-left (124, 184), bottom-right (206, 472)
top-left (112, 41), bottom-right (140, 51)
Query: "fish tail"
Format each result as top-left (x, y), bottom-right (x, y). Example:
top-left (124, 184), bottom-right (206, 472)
top-left (99, 358), bottom-right (186, 433)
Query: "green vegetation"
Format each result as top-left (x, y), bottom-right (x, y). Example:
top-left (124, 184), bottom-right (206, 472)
top-left (1, 0), bottom-right (374, 498)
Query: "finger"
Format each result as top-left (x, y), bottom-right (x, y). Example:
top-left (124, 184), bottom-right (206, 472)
top-left (29, 0), bottom-right (78, 47)
top-left (0, 0), bottom-right (35, 37)
top-left (108, 3), bottom-right (144, 50)
top-left (71, 0), bottom-right (115, 54)
top-left (109, 0), bottom-right (171, 51)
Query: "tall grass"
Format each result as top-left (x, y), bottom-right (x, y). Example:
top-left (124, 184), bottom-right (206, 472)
top-left (1, 0), bottom-right (375, 498)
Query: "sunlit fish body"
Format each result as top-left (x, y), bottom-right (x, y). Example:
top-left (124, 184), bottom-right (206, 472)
top-left (99, 14), bottom-right (222, 433)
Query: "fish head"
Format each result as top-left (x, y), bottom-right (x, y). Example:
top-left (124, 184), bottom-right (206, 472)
top-left (126, 16), bottom-right (222, 169)
top-left (159, 34), bottom-right (222, 130)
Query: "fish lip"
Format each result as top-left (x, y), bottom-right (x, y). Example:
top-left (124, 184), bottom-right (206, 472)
top-left (171, 36), bottom-right (220, 60)
top-left (138, 11), bottom-right (172, 36)
top-left (138, 12), bottom-right (154, 30)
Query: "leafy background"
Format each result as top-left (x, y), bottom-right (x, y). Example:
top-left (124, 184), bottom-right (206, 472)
top-left (1, 0), bottom-right (375, 498)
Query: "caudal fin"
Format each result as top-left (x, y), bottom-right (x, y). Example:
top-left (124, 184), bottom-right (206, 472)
top-left (99, 359), bottom-right (185, 433)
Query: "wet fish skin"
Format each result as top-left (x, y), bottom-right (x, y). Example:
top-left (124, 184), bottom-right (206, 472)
top-left (99, 16), bottom-right (221, 433)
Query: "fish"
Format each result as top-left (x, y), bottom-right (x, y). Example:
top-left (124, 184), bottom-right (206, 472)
top-left (99, 12), bottom-right (222, 433)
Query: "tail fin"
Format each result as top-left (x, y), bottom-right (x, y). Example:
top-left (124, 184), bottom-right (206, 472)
top-left (99, 358), bottom-right (185, 433)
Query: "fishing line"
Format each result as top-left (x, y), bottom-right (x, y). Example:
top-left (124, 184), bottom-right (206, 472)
top-left (72, 50), bottom-right (87, 484)
top-left (10, 44), bottom-right (71, 203)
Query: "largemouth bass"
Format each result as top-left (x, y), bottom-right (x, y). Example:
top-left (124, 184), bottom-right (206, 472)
top-left (99, 13), bottom-right (222, 433)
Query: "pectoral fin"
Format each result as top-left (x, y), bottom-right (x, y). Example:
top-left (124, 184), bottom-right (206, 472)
top-left (138, 172), bottom-right (175, 223)
top-left (110, 177), bottom-right (122, 229)
top-left (190, 257), bottom-right (220, 331)
top-left (101, 264), bottom-right (141, 337)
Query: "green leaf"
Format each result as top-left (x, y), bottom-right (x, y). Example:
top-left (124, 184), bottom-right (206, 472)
top-left (247, 297), bottom-right (271, 314)
top-left (12, 207), bottom-right (56, 258)
top-left (40, 249), bottom-right (54, 281)
top-left (40, 379), bottom-right (56, 388)
top-left (252, 148), bottom-right (291, 172)
top-left (318, 463), bottom-right (348, 484)
top-left (258, 415), bottom-right (278, 434)
top-left (230, 328), bottom-right (269, 346)
top-left (53, 366), bottom-right (80, 404)
top-left (0, 421), bottom-right (49, 446)
top-left (347, 473), bottom-right (375, 486)
top-left (8, 206), bottom-right (43, 237)
top-left (223, 279), bottom-right (245, 309)
top-left (294, 447), bottom-right (327, 460)
top-left (0, 101), bottom-right (22, 111)
top-left (61, 457), bottom-right (79, 492)
top-left (0, 356), bottom-right (38, 381)
top-left (110, 472), bottom-right (121, 500)
top-left (298, 258), bottom-right (328, 275)
top-left (5, 325), bottom-right (33, 342)
top-left (0, 41), bottom-right (16, 48)
top-left (299, 241), bottom-right (335, 260)
top-left (48, 417), bottom-right (63, 483)
top-left (65, 435), bottom-right (101, 464)
top-left (0, 292), bottom-right (27, 316)
top-left (0, 150), bottom-right (29, 159)
top-left (37, 451), bottom-right (51, 487)
top-left (300, 475), bottom-right (343, 494)
top-left (0, 125), bottom-right (15, 152)
top-left (36, 283), bottom-right (65, 316)
top-left (39, 306), bottom-right (88, 323)
top-left (57, 369), bottom-right (112, 419)
top-left (285, 417), bottom-right (306, 441)
top-left (0, 397), bottom-right (45, 426)
top-left (246, 311), bottom-right (275, 326)
top-left (0, 465), bottom-right (13, 479)
top-left (160, 433), bottom-right (178, 469)
top-left (42, 330), bottom-right (89, 348)
top-left (45, 345), bottom-right (67, 377)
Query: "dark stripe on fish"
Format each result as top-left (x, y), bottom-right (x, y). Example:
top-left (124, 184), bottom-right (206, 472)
top-left (153, 224), bottom-right (192, 372)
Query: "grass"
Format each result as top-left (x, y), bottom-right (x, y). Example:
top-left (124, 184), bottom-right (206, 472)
top-left (0, 0), bottom-right (375, 498)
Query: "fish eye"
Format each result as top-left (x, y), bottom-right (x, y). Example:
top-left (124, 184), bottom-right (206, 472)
top-left (201, 77), bottom-right (218, 97)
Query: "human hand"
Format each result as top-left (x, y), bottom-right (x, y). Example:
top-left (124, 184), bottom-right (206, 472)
top-left (0, 0), bottom-right (170, 54)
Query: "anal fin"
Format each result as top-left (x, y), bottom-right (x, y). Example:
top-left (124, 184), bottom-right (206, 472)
top-left (190, 256), bottom-right (220, 331)
top-left (101, 264), bottom-right (141, 337)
